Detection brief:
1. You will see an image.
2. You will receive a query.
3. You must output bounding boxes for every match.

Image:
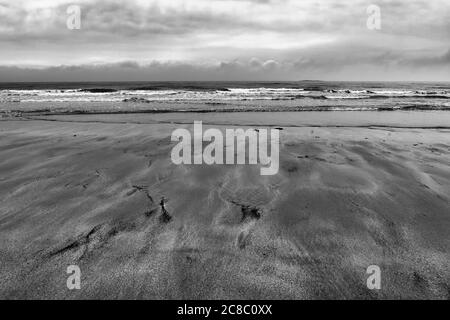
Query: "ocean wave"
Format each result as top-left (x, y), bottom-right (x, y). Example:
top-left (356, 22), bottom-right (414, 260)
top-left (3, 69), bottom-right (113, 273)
top-left (2, 87), bottom-right (449, 101)
top-left (1, 83), bottom-right (450, 112)
top-left (326, 94), bottom-right (450, 100)
top-left (79, 88), bottom-right (118, 93)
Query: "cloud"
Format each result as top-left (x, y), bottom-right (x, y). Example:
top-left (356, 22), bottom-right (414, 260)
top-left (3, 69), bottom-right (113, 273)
top-left (2, 0), bottom-right (447, 40)
top-left (1, 49), bottom-right (449, 82)
top-left (0, 0), bottom-right (449, 80)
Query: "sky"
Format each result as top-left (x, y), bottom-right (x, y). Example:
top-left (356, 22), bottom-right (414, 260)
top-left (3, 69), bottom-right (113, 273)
top-left (0, 0), bottom-right (449, 81)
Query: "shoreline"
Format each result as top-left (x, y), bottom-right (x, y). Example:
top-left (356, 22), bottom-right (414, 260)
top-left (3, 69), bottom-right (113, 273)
top-left (5, 110), bottom-right (450, 129)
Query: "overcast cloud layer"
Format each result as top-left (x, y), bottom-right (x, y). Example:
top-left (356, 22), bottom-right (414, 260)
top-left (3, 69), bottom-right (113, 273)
top-left (0, 0), bottom-right (449, 81)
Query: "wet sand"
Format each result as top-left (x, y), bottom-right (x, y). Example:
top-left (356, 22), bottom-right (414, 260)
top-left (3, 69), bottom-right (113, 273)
top-left (0, 114), bottom-right (449, 299)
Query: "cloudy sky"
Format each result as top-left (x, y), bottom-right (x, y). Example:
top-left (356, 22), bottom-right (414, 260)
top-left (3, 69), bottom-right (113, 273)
top-left (0, 0), bottom-right (449, 81)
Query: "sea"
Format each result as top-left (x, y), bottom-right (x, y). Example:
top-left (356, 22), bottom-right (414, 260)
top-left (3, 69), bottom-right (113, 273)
top-left (1, 81), bottom-right (449, 116)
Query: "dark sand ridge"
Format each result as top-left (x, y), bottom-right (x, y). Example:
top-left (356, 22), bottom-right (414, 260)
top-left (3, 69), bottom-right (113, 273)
top-left (0, 115), bottom-right (449, 299)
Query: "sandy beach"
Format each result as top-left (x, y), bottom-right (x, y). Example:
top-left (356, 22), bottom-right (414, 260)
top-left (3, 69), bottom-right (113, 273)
top-left (0, 113), bottom-right (449, 299)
